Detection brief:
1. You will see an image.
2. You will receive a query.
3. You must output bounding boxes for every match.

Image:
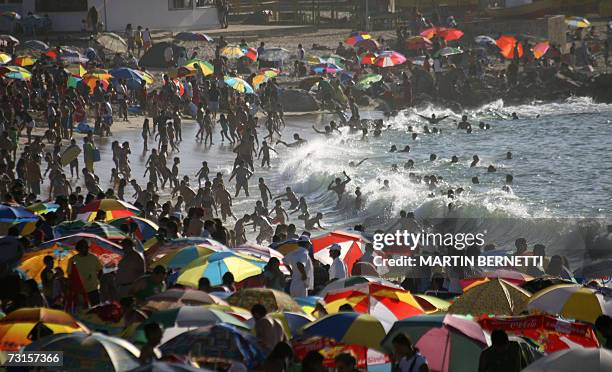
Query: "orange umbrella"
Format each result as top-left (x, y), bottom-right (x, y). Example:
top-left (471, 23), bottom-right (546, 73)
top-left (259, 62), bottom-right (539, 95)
top-left (533, 41), bottom-right (550, 59)
top-left (420, 27), bottom-right (464, 41)
top-left (82, 76), bottom-right (109, 94)
top-left (496, 35), bottom-right (523, 59)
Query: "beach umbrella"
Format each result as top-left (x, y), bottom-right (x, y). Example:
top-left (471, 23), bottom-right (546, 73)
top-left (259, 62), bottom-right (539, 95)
top-left (520, 276), bottom-right (575, 294)
top-left (259, 67), bottom-right (280, 77)
top-left (0, 53), bottom-right (11, 64)
top-left (13, 55), bottom-right (36, 67)
top-left (109, 67), bottom-right (143, 82)
top-left (318, 276), bottom-right (400, 297)
top-left (59, 48), bottom-right (88, 64)
top-left (0, 308), bottom-right (89, 351)
top-left (96, 32), bottom-right (128, 53)
top-left (55, 221), bottom-right (129, 242)
top-left (528, 284), bottom-right (612, 323)
top-left (311, 62), bottom-right (343, 74)
top-left (145, 237), bottom-right (224, 262)
top-left (130, 362), bottom-right (208, 372)
top-left (565, 16), bottom-right (590, 28)
top-left (18, 247), bottom-right (76, 283)
top-left (0, 35), bottom-right (18, 45)
top-left (251, 73), bottom-right (268, 89)
top-left (78, 199), bottom-right (139, 222)
top-left (320, 54), bottom-right (346, 67)
top-left (259, 47), bottom-right (291, 61)
top-left (406, 36), bottom-right (432, 50)
top-left (356, 73), bottom-right (383, 90)
top-left (312, 231), bottom-right (364, 274)
top-left (160, 324), bottom-right (263, 368)
top-left (233, 243), bottom-right (289, 274)
top-left (180, 59), bottom-right (214, 76)
top-left (134, 69), bottom-right (154, 84)
top-left (0, 11), bottom-right (20, 21)
top-left (421, 27), bottom-right (464, 41)
top-left (478, 314), bottom-right (599, 353)
top-left (153, 243), bottom-right (227, 269)
top-left (264, 311), bottom-right (314, 338)
top-left (302, 312), bottom-right (386, 350)
top-left (83, 68), bottom-right (111, 80)
top-left (220, 45), bottom-right (245, 59)
top-left (374, 51), bottom-right (406, 67)
top-left (243, 47), bottom-right (258, 62)
top-left (433, 46), bottom-right (463, 58)
top-left (143, 288), bottom-right (227, 312)
top-left (496, 35), bottom-right (524, 59)
top-left (306, 55), bottom-right (323, 64)
top-left (224, 77), bottom-right (254, 94)
top-left (0, 204), bottom-right (38, 223)
top-left (523, 347), bottom-right (612, 372)
top-left (26, 202), bottom-right (59, 215)
top-left (324, 283), bottom-right (425, 330)
top-left (533, 41), bottom-right (550, 59)
top-left (67, 75), bottom-right (82, 89)
top-left (474, 35), bottom-right (497, 46)
top-left (229, 288), bottom-right (303, 313)
top-left (177, 251), bottom-right (265, 287)
top-left (82, 76), bottom-right (109, 94)
top-left (36, 233), bottom-right (125, 266)
top-left (0, 66), bottom-right (31, 81)
top-left (355, 38), bottom-right (380, 51)
top-left (24, 332), bottom-right (140, 371)
top-left (448, 278), bottom-right (531, 316)
top-left (23, 40), bottom-right (48, 51)
top-left (359, 52), bottom-right (378, 65)
top-left (295, 296), bottom-right (323, 316)
top-left (141, 306), bottom-right (248, 330)
top-left (414, 294), bottom-right (451, 313)
top-left (381, 314), bottom-right (488, 372)
top-left (345, 31), bottom-right (371, 46)
top-left (481, 269), bottom-right (533, 286)
top-left (174, 32), bottom-right (213, 44)
top-left (108, 216), bottom-right (158, 242)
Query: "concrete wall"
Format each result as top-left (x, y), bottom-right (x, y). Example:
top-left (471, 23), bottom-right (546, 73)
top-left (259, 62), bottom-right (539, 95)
top-left (462, 14), bottom-right (566, 46)
top-left (11, 0), bottom-right (220, 32)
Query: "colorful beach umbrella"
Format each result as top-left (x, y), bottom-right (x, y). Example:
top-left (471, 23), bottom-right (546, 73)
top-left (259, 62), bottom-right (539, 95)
top-left (144, 237), bottom-right (225, 262)
top-left (265, 311), bottom-right (314, 338)
top-left (0, 204), bottom-right (38, 223)
top-left (301, 312), bottom-right (386, 350)
top-left (224, 77), bottom-right (254, 94)
top-left (0, 66), bottom-right (31, 81)
top-left (381, 314), bottom-right (488, 372)
top-left (243, 47), bottom-right (258, 62)
top-left (311, 230), bottom-right (364, 273)
top-left (345, 31), bottom-right (371, 46)
top-left (356, 73), bottom-right (383, 90)
top-left (434, 47), bottom-right (463, 58)
top-left (374, 51), bottom-right (406, 67)
top-left (565, 16), bottom-right (590, 28)
top-left (533, 41), bottom-right (550, 59)
top-left (420, 27), bottom-right (464, 41)
top-left (311, 62), bottom-right (343, 74)
top-left (82, 76), bottom-right (109, 95)
top-left (233, 243), bottom-right (288, 274)
top-left (414, 294), bottom-right (451, 314)
top-left (496, 35), bottom-right (524, 59)
top-left (177, 251), bottom-right (265, 287)
top-left (95, 32), bottom-right (128, 53)
top-left (153, 243), bottom-right (226, 269)
top-left (259, 47), bottom-right (290, 62)
top-left (78, 199), bottom-right (139, 222)
top-left (220, 45), bottom-right (245, 59)
top-left (143, 288), bottom-right (228, 312)
top-left (134, 69), bottom-right (154, 84)
top-left (108, 216), bottom-right (158, 242)
top-left (26, 202), bottom-right (59, 215)
top-left (324, 283), bottom-right (424, 330)
top-left (528, 284), bottom-right (612, 323)
top-left (13, 55), bottom-right (36, 67)
top-left (318, 275), bottom-right (400, 297)
top-left (449, 278), bottom-right (531, 316)
top-left (259, 67), bottom-right (280, 77)
top-left (19, 247), bottom-right (76, 283)
top-left (182, 59), bottom-right (213, 76)
top-left (359, 52), bottom-right (378, 65)
top-left (36, 233), bottom-right (124, 267)
top-left (228, 288), bottom-right (303, 313)
top-left (252, 74), bottom-right (268, 89)
top-left (0, 308), bottom-right (89, 351)
top-left (355, 39), bottom-right (380, 52)
top-left (67, 75), bottom-right (82, 89)
top-left (0, 53), bottom-right (11, 64)
top-left (55, 221), bottom-right (128, 242)
top-left (24, 332), bottom-right (140, 371)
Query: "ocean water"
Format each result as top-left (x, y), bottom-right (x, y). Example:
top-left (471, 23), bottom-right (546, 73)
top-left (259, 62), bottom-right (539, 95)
top-left (88, 97), bottom-right (612, 265)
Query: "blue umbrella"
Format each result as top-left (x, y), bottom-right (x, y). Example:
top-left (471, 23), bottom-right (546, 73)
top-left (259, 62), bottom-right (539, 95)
top-left (0, 204), bottom-right (39, 223)
top-left (109, 67), bottom-right (143, 82)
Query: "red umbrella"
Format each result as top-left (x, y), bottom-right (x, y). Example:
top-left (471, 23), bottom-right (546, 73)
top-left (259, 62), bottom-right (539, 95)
top-left (533, 41), bottom-right (550, 59)
top-left (496, 35), bottom-right (523, 59)
top-left (345, 31), bottom-right (371, 46)
top-left (311, 230), bottom-right (364, 272)
top-left (243, 47), bottom-right (258, 62)
top-left (359, 52), bottom-right (378, 65)
top-left (355, 38), bottom-right (379, 52)
top-left (374, 51), bottom-right (406, 67)
top-left (420, 27), bottom-right (464, 41)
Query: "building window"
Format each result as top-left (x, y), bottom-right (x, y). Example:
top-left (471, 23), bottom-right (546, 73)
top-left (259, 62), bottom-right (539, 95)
top-left (196, 0), bottom-right (214, 7)
top-left (35, 0), bottom-right (87, 12)
top-left (169, 0), bottom-right (193, 10)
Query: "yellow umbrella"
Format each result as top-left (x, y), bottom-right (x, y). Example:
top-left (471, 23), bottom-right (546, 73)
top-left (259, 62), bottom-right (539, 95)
top-left (19, 248), bottom-right (76, 283)
top-left (527, 284), bottom-right (609, 323)
top-left (252, 74), bottom-right (268, 88)
top-left (14, 55), bottom-right (36, 67)
top-left (0, 53), bottom-right (11, 64)
top-left (221, 45), bottom-right (245, 59)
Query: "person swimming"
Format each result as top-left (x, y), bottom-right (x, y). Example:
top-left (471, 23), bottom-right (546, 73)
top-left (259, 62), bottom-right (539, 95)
top-left (511, 112), bottom-right (519, 120)
top-left (412, 133), bottom-right (418, 140)
top-left (398, 145), bottom-right (410, 153)
top-left (404, 159), bottom-right (414, 169)
top-left (418, 113), bottom-right (449, 124)
top-left (277, 133), bottom-right (307, 147)
top-left (457, 115), bottom-right (471, 129)
top-left (451, 155), bottom-right (459, 163)
top-left (472, 176), bottom-right (480, 184)
top-left (429, 154), bottom-right (437, 161)
top-left (488, 165), bottom-right (497, 172)
top-left (506, 151), bottom-right (512, 159)
top-left (389, 145), bottom-right (397, 152)
top-left (349, 158), bottom-right (368, 167)
top-left (470, 155), bottom-right (479, 167)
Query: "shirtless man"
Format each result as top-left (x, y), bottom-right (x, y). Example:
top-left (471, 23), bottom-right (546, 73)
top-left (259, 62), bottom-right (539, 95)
top-left (312, 125), bottom-right (333, 136)
top-left (275, 187), bottom-right (300, 210)
top-left (228, 160), bottom-right (253, 197)
top-left (457, 115), bottom-right (471, 130)
top-left (234, 214), bottom-right (251, 246)
top-left (305, 212), bottom-right (324, 230)
top-left (277, 133), bottom-right (307, 148)
top-left (328, 171), bottom-right (351, 205)
top-left (258, 177), bottom-right (273, 208)
top-left (386, 210), bottom-right (420, 233)
top-left (258, 141), bottom-right (277, 168)
top-left (418, 113), bottom-right (449, 124)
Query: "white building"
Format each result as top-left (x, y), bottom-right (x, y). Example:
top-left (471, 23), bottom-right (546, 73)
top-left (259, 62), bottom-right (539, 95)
top-left (0, 0), bottom-right (220, 32)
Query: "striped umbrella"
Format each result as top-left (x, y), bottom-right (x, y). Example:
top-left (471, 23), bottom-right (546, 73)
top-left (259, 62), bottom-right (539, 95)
top-left (381, 314), bottom-right (488, 372)
top-left (420, 27), bottom-right (464, 41)
top-left (324, 283), bottom-right (424, 330)
top-left (144, 237), bottom-right (226, 262)
top-left (134, 70), bottom-right (154, 84)
top-left (143, 288), bottom-right (228, 312)
top-left (233, 243), bottom-right (289, 274)
top-left (224, 77), bottom-right (254, 94)
top-left (528, 284), bottom-right (612, 323)
top-left (177, 251), bottom-right (266, 287)
top-left (108, 216), bottom-right (158, 242)
top-left (312, 230), bottom-right (364, 275)
top-left (19, 248), bottom-right (76, 283)
top-left (229, 288), bottom-right (303, 313)
top-left (181, 59), bottom-right (213, 76)
top-left (35, 233), bottom-right (124, 267)
top-left (243, 47), bottom-right (258, 61)
top-left (153, 243), bottom-right (227, 269)
top-left (78, 199), bottom-right (139, 222)
top-left (0, 53), bottom-right (11, 64)
top-left (266, 311), bottom-right (314, 338)
top-left (220, 45), bottom-right (245, 59)
top-left (374, 51), bottom-right (406, 67)
top-left (355, 38), bottom-right (380, 52)
top-left (259, 67), bottom-right (280, 77)
top-left (345, 31), bottom-right (371, 46)
top-left (82, 76), bottom-right (109, 95)
top-left (301, 312), bottom-right (386, 350)
top-left (359, 52), bottom-right (378, 65)
top-left (0, 66), bottom-right (31, 81)
top-left (318, 275), bottom-right (401, 297)
top-left (55, 221), bottom-right (128, 242)
top-left (414, 294), bottom-right (451, 313)
top-left (252, 73), bottom-right (269, 89)
top-left (565, 16), bottom-right (590, 28)
top-left (13, 55), bottom-right (37, 67)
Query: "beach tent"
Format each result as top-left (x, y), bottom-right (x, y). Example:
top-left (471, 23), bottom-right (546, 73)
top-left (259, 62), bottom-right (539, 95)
top-left (139, 42), bottom-right (186, 69)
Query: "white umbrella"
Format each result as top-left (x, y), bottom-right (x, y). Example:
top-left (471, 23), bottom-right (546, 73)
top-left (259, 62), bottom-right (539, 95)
top-left (475, 35), bottom-right (496, 46)
top-left (259, 47), bottom-right (291, 61)
top-left (523, 347), bottom-right (612, 372)
top-left (96, 32), bottom-right (128, 53)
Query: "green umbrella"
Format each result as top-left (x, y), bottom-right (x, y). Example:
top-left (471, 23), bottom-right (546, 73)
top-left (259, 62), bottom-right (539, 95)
top-left (356, 73), bottom-right (382, 89)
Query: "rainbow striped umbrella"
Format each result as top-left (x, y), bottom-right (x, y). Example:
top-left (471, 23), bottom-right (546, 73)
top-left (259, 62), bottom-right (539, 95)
top-left (145, 237), bottom-right (226, 262)
top-left (221, 45), bottom-right (245, 59)
top-left (528, 284), bottom-right (612, 323)
top-left (77, 199), bottom-right (139, 222)
top-left (181, 59), bottom-right (213, 76)
top-left (19, 247), bottom-right (76, 284)
top-left (14, 55), bottom-right (36, 67)
top-left (153, 243), bottom-right (227, 269)
top-left (0, 66), bottom-right (31, 81)
top-left (224, 77), bottom-right (254, 94)
top-left (374, 51), bottom-right (406, 67)
top-left (301, 312), bottom-right (386, 350)
top-left (26, 202), bottom-right (59, 215)
top-left (36, 233), bottom-right (125, 267)
top-left (345, 31), bottom-right (371, 46)
top-left (177, 251), bottom-right (265, 286)
top-left (55, 221), bottom-right (128, 241)
top-left (108, 216), bottom-right (158, 242)
top-left (243, 47), bottom-right (258, 61)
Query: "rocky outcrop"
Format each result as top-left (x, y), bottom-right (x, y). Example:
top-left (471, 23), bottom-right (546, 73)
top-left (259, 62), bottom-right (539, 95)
top-left (279, 89), bottom-right (320, 112)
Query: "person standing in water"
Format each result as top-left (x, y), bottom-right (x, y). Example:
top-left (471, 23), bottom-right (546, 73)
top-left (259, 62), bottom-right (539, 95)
top-left (327, 171), bottom-right (351, 205)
